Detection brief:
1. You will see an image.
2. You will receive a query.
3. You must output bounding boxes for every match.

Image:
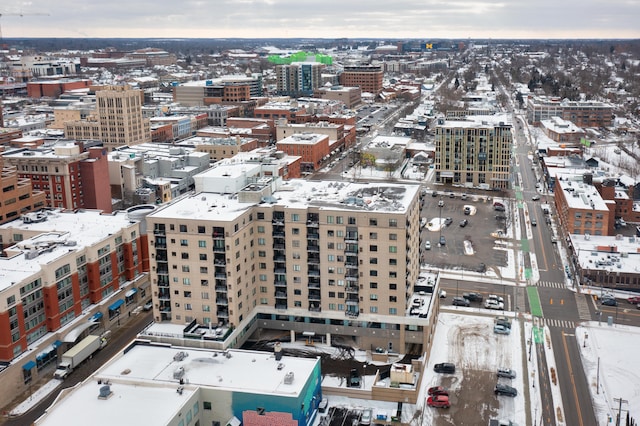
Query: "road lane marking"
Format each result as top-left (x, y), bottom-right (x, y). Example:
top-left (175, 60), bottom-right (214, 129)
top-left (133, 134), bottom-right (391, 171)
top-left (562, 332), bottom-right (584, 426)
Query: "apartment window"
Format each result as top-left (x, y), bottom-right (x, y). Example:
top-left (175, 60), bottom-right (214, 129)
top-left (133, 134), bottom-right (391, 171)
top-left (257, 226), bottom-right (265, 233)
top-left (257, 212), bottom-right (265, 220)
top-left (327, 242), bottom-right (335, 249)
top-left (180, 225), bottom-right (187, 232)
top-left (336, 216), bottom-right (343, 224)
top-left (292, 228), bottom-right (300, 235)
top-left (369, 232), bottom-right (377, 240)
top-left (198, 240), bottom-right (206, 248)
top-left (181, 253), bottom-right (189, 260)
top-left (182, 265), bottom-right (190, 272)
top-left (260, 286), bottom-right (267, 293)
top-left (199, 254), bottom-right (207, 261)
top-left (370, 258), bottom-right (378, 264)
top-left (328, 267), bottom-right (335, 274)
top-left (291, 213), bottom-right (300, 222)
top-left (389, 258), bottom-right (397, 266)
top-left (389, 296), bottom-right (397, 302)
top-left (370, 294), bottom-right (378, 300)
top-left (201, 280), bottom-right (208, 286)
top-left (258, 238), bottom-right (265, 246)
top-left (327, 230), bottom-right (334, 237)
top-left (180, 239), bottom-right (188, 246)
top-left (200, 267), bottom-right (208, 273)
top-left (370, 282), bottom-right (378, 289)
top-left (370, 245), bottom-right (378, 252)
top-left (389, 219), bottom-right (398, 227)
top-left (370, 270), bottom-right (378, 277)
top-left (259, 274), bottom-right (267, 281)
top-left (328, 255), bottom-right (335, 262)
top-left (389, 308), bottom-right (397, 315)
top-left (369, 218), bottom-right (377, 226)
top-left (198, 226), bottom-right (206, 234)
top-left (389, 233), bottom-right (397, 241)
top-left (183, 278), bottom-right (191, 285)
top-left (292, 240), bottom-right (300, 247)
top-left (348, 217), bottom-right (356, 225)
top-left (294, 289), bottom-right (302, 295)
top-left (389, 246), bottom-right (397, 253)
top-left (370, 306), bottom-right (378, 313)
top-left (327, 215), bottom-right (334, 224)
top-left (258, 250), bottom-right (266, 257)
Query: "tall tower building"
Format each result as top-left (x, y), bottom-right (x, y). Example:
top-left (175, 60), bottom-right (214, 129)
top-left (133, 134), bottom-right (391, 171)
top-left (64, 86), bottom-right (151, 151)
top-left (275, 62), bottom-right (324, 97)
top-left (96, 86), bottom-right (151, 149)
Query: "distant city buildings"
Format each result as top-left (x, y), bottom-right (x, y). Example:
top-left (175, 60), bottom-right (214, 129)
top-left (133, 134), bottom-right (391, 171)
top-left (0, 156), bottom-right (46, 225)
top-left (275, 62), bottom-right (325, 97)
top-left (339, 65), bottom-right (384, 97)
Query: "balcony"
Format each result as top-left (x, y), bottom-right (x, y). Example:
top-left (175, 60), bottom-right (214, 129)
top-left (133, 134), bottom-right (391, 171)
top-left (307, 232), bottom-right (320, 240)
top-left (215, 273), bottom-right (227, 279)
top-left (307, 245), bottom-right (320, 253)
top-left (213, 245), bottom-right (226, 253)
top-left (217, 310), bottom-right (229, 318)
top-left (275, 303), bottom-right (288, 310)
top-left (274, 281), bottom-right (287, 288)
top-left (308, 291), bottom-right (321, 301)
top-left (308, 304), bottom-right (321, 312)
top-left (273, 243), bottom-right (286, 250)
top-left (308, 282), bottom-right (321, 289)
top-left (275, 291), bottom-right (287, 299)
top-left (215, 285), bottom-right (227, 292)
top-left (273, 230), bottom-right (285, 238)
top-left (274, 267), bottom-right (287, 274)
top-left (307, 269), bottom-right (320, 277)
top-left (215, 298), bottom-right (228, 305)
top-left (308, 255), bottom-right (320, 264)
top-left (273, 255), bottom-right (286, 262)
top-left (345, 285), bottom-right (359, 293)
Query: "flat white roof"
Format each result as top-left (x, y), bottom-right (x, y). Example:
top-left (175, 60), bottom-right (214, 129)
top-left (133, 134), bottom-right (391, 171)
top-left (150, 179), bottom-right (418, 223)
top-left (100, 344), bottom-right (317, 396)
top-left (572, 234), bottom-right (640, 274)
top-left (557, 180), bottom-right (608, 211)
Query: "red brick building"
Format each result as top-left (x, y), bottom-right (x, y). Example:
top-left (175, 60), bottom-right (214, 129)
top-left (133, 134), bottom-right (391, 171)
top-left (339, 65), bottom-right (384, 96)
top-left (27, 79), bottom-right (92, 99)
top-left (276, 133), bottom-right (330, 173)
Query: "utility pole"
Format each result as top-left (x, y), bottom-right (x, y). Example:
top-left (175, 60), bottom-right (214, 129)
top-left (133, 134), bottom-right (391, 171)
top-left (614, 397), bottom-right (628, 426)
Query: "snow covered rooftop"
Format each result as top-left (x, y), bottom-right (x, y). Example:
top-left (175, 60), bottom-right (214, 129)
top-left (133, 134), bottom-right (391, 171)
top-left (557, 180), bottom-right (608, 211)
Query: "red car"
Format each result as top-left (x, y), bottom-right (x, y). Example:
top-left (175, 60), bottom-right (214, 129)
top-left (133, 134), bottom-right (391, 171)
top-left (428, 386), bottom-right (449, 396)
top-left (427, 395), bottom-right (451, 408)
top-left (628, 296), bottom-right (640, 304)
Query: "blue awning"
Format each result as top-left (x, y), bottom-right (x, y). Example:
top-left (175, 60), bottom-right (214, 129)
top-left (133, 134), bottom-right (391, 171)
top-left (108, 299), bottom-right (124, 311)
top-left (125, 288), bottom-right (138, 298)
top-left (23, 360), bottom-right (36, 371)
top-left (53, 340), bottom-right (62, 348)
top-left (89, 312), bottom-right (103, 322)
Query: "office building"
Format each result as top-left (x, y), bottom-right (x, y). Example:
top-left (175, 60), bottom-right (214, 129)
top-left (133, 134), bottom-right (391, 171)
top-left (434, 115), bottom-right (513, 190)
top-left (526, 95), bottom-right (613, 128)
top-left (339, 65), bottom-right (384, 97)
top-left (554, 179), bottom-right (613, 236)
top-left (64, 86), bottom-right (151, 150)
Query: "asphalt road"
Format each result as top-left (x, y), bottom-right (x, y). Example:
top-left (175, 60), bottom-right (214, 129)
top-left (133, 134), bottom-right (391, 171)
top-left (0, 310), bottom-right (153, 426)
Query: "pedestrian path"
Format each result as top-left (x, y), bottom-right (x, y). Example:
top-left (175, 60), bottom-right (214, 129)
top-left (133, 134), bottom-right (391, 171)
top-left (536, 280), bottom-right (565, 289)
top-left (544, 318), bottom-right (576, 329)
top-left (575, 293), bottom-right (593, 321)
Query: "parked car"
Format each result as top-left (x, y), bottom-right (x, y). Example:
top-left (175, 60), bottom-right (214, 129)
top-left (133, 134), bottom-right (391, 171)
top-left (427, 395), bottom-right (451, 408)
top-left (494, 324), bottom-right (511, 335)
top-left (432, 191), bottom-right (438, 197)
top-left (489, 420), bottom-right (517, 426)
top-left (444, 217), bottom-right (453, 226)
top-left (531, 218), bottom-right (537, 226)
top-left (601, 297), bottom-right (618, 307)
top-left (463, 292), bottom-right (483, 302)
top-left (438, 200), bottom-right (444, 207)
top-left (439, 236), bottom-right (446, 246)
top-left (428, 386), bottom-right (449, 396)
top-left (360, 408), bottom-right (372, 425)
top-left (421, 218), bottom-right (427, 228)
top-left (452, 296), bottom-right (470, 307)
top-left (464, 206), bottom-right (471, 215)
top-left (485, 300), bottom-right (505, 310)
top-left (143, 301), bottom-right (153, 311)
top-left (532, 195), bottom-right (540, 201)
top-left (497, 368), bottom-right (517, 379)
top-left (449, 192), bottom-right (455, 198)
top-left (627, 296), bottom-right (640, 304)
top-left (425, 241), bottom-right (431, 250)
top-left (439, 290), bottom-right (447, 298)
top-left (488, 294), bottom-right (504, 303)
top-left (461, 193), bottom-right (467, 200)
top-left (495, 316), bottom-right (511, 329)
top-left (459, 219), bottom-right (468, 227)
top-left (434, 363), bottom-right (456, 374)
top-left (494, 384), bottom-right (518, 397)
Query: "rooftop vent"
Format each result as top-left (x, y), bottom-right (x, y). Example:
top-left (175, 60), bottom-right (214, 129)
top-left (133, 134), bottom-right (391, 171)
top-left (284, 371), bottom-right (294, 384)
top-left (174, 351), bottom-right (188, 362)
top-left (98, 385), bottom-right (112, 399)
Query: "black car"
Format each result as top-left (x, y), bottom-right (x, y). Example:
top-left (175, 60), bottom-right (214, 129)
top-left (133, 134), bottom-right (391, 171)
top-left (434, 363), bottom-right (456, 374)
top-left (497, 368), bottom-right (517, 379)
top-left (463, 292), bottom-right (483, 302)
top-left (452, 297), bottom-right (470, 307)
top-left (601, 297), bottom-right (618, 307)
top-left (444, 217), bottom-right (453, 226)
top-left (432, 191), bottom-right (438, 197)
top-left (459, 219), bottom-right (468, 227)
top-left (494, 383), bottom-right (518, 397)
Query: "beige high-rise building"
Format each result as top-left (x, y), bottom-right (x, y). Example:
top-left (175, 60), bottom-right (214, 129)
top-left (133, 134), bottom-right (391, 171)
top-left (434, 115), bottom-right (513, 190)
top-left (64, 86), bottom-right (151, 150)
top-left (145, 172), bottom-right (421, 332)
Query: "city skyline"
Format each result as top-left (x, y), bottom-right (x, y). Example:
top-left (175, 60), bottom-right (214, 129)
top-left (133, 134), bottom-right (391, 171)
top-left (2, 0), bottom-right (639, 40)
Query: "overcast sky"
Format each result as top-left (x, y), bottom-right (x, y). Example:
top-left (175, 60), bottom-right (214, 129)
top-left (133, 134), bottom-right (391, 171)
top-left (3, 0), bottom-right (639, 40)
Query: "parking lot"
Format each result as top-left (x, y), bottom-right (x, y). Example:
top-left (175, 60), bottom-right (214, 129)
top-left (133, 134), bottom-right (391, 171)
top-left (420, 189), bottom-right (510, 275)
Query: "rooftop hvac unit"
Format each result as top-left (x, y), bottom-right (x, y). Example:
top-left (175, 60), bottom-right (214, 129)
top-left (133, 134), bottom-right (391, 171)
top-left (173, 366), bottom-right (185, 380)
top-left (284, 371), bottom-right (294, 384)
top-left (24, 250), bottom-right (39, 260)
top-left (174, 351), bottom-right (188, 361)
top-left (98, 385), bottom-right (112, 399)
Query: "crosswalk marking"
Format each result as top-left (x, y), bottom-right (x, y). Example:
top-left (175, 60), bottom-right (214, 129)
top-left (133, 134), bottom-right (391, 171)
top-left (536, 281), bottom-right (565, 289)
top-left (575, 293), bottom-right (592, 321)
top-left (544, 318), bottom-right (576, 329)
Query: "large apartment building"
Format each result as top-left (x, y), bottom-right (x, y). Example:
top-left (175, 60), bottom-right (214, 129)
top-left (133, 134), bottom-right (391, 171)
top-left (275, 62), bottom-right (325, 97)
top-left (173, 75), bottom-right (263, 106)
top-left (64, 86), bottom-right (151, 150)
top-left (526, 95), bottom-right (613, 128)
top-left (3, 144), bottom-right (111, 212)
top-left (554, 179), bottom-right (613, 237)
top-left (434, 116), bottom-right (513, 190)
top-left (145, 174), bottom-right (421, 332)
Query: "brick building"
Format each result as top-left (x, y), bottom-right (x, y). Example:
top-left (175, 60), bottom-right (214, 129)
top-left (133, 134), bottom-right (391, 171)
top-left (339, 65), bottom-right (384, 97)
top-left (0, 157), bottom-right (46, 225)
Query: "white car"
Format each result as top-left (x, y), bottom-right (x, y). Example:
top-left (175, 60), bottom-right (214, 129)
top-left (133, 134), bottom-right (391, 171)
top-left (425, 241), bottom-right (431, 250)
top-left (485, 300), bottom-right (505, 310)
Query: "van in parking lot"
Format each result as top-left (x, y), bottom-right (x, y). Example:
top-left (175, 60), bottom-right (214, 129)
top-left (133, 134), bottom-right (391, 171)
top-left (318, 397), bottom-right (328, 413)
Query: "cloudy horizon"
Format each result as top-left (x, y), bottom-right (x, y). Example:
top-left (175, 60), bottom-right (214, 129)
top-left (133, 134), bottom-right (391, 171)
top-left (2, 0), bottom-right (639, 40)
